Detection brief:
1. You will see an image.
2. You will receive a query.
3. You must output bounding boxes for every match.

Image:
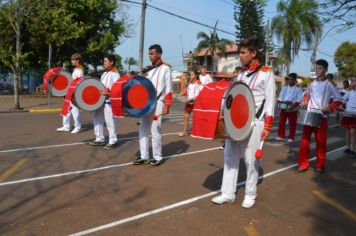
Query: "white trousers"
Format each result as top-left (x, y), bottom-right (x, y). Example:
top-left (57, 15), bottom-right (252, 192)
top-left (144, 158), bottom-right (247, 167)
top-left (139, 101), bottom-right (164, 160)
top-left (92, 103), bottom-right (117, 144)
top-left (221, 120), bottom-right (264, 200)
top-left (63, 102), bottom-right (81, 129)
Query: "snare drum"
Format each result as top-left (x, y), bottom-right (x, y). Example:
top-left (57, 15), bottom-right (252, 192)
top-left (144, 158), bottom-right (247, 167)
top-left (277, 102), bottom-right (290, 110)
top-left (71, 78), bottom-right (106, 112)
top-left (297, 110), bottom-right (323, 127)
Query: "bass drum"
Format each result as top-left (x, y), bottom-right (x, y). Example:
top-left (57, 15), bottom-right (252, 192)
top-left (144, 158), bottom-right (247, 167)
top-left (72, 78), bottom-right (106, 111)
top-left (122, 76), bottom-right (157, 117)
top-left (219, 82), bottom-right (256, 141)
top-left (49, 71), bottom-right (73, 97)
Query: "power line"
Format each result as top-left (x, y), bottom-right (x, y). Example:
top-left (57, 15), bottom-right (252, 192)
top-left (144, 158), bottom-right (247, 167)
top-left (120, 0), bottom-right (235, 36)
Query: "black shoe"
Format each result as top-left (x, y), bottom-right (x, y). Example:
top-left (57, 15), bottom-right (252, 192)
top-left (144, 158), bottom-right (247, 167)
top-left (89, 140), bottom-right (106, 146)
top-left (133, 158), bottom-right (150, 165)
top-left (150, 159), bottom-right (163, 166)
top-left (349, 151), bottom-right (356, 159)
top-left (104, 143), bottom-right (117, 150)
top-left (314, 168), bottom-right (325, 174)
top-left (297, 167), bottom-right (308, 173)
top-left (344, 148), bottom-right (351, 154)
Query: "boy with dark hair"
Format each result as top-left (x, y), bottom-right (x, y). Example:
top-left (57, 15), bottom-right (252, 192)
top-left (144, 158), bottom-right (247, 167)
top-left (297, 59), bottom-right (343, 173)
top-left (211, 37), bottom-right (276, 208)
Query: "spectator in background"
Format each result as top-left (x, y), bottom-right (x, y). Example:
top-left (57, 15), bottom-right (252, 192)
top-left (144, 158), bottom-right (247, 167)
top-left (1, 78), bottom-right (9, 91)
top-left (199, 66), bottom-right (213, 86)
top-left (326, 73), bottom-right (337, 87)
top-left (339, 80), bottom-right (350, 96)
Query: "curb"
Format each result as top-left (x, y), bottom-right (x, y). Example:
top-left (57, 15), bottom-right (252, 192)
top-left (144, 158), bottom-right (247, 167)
top-left (29, 108), bottom-right (61, 113)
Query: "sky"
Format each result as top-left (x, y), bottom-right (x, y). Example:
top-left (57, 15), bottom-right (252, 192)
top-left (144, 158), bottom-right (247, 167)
top-left (116, 0), bottom-right (356, 76)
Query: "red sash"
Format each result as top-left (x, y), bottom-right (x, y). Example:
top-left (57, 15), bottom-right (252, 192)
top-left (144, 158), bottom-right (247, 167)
top-left (60, 78), bottom-right (85, 116)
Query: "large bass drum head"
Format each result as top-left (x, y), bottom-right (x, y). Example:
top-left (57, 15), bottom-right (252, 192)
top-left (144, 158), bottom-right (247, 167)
top-left (72, 78), bottom-right (105, 111)
top-left (122, 76), bottom-right (157, 117)
top-left (221, 82), bottom-right (255, 141)
top-left (50, 71), bottom-right (73, 97)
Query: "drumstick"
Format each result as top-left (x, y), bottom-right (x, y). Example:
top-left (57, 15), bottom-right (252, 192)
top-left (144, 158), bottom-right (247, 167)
top-left (153, 114), bottom-right (162, 121)
top-left (255, 141), bottom-right (264, 160)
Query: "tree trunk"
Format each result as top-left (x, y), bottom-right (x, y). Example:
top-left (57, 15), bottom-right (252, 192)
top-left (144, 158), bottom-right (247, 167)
top-left (128, 64), bottom-right (131, 72)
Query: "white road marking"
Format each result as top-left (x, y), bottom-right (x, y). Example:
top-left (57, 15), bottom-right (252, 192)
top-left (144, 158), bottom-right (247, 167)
top-left (69, 146), bottom-right (346, 236)
top-left (0, 147), bottom-right (220, 187)
top-left (0, 132), bottom-right (181, 154)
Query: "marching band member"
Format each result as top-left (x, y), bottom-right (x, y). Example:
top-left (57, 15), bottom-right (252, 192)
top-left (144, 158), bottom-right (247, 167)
top-left (276, 73), bottom-right (303, 142)
top-left (297, 59), bottom-right (343, 173)
top-left (341, 77), bottom-right (356, 158)
top-left (89, 54), bottom-right (120, 149)
top-left (57, 53), bottom-right (83, 134)
top-left (212, 37), bottom-right (276, 208)
top-left (178, 70), bottom-right (203, 137)
top-left (199, 66), bottom-right (213, 86)
top-left (133, 44), bottom-right (172, 166)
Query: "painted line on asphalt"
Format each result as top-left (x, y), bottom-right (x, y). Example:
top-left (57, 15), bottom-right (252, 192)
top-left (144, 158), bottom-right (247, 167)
top-left (29, 108), bottom-right (62, 113)
top-left (69, 146), bottom-right (346, 236)
top-left (312, 190), bottom-right (356, 221)
top-left (244, 226), bottom-right (260, 236)
top-left (0, 147), bottom-right (220, 187)
top-left (0, 159), bottom-right (27, 182)
top-left (0, 132), bottom-right (181, 154)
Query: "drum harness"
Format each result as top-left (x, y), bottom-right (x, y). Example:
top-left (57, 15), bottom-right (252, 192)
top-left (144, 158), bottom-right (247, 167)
top-left (243, 65), bottom-right (265, 120)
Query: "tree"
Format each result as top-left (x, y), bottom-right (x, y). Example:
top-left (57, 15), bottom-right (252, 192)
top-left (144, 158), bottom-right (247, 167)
top-left (271, 0), bottom-right (322, 74)
top-left (195, 22), bottom-right (233, 72)
top-left (334, 41), bottom-right (356, 78)
top-left (124, 57), bottom-right (138, 71)
top-left (234, 0), bottom-right (268, 62)
top-left (0, 0), bottom-right (34, 109)
top-left (319, 0), bottom-right (356, 29)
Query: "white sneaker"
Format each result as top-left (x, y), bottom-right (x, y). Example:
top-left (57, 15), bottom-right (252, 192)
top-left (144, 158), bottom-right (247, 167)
top-left (211, 195), bottom-right (235, 204)
top-left (56, 127), bottom-right (70, 132)
top-left (71, 127), bottom-right (81, 134)
top-left (242, 198), bottom-right (255, 208)
top-left (287, 139), bottom-right (294, 143)
top-left (275, 137), bottom-right (285, 141)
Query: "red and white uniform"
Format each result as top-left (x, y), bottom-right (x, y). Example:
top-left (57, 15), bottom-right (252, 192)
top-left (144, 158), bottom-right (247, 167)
top-left (199, 74), bottom-right (213, 86)
top-left (185, 80), bottom-right (203, 113)
top-left (92, 68), bottom-right (120, 144)
top-left (298, 79), bottom-right (343, 170)
top-left (220, 62), bottom-right (276, 201)
top-left (139, 63), bottom-right (172, 161)
top-left (62, 67), bottom-right (83, 129)
top-left (277, 85), bottom-right (303, 139)
top-left (341, 90), bottom-right (356, 128)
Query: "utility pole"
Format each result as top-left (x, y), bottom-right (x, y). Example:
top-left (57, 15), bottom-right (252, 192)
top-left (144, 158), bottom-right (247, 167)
top-left (265, 20), bottom-right (270, 66)
top-left (310, 28), bottom-right (318, 73)
top-left (138, 0), bottom-right (147, 71)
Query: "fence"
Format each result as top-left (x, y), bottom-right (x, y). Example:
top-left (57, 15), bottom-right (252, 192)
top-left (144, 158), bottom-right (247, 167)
top-left (0, 68), bottom-right (46, 95)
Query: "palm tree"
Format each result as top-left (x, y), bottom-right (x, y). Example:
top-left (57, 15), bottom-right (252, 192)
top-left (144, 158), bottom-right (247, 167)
top-left (271, 0), bottom-right (322, 74)
top-left (124, 57), bottom-right (138, 71)
top-left (195, 22), bottom-right (233, 72)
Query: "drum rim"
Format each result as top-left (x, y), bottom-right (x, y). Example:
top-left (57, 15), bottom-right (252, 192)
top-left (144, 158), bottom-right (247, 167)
top-left (72, 78), bottom-right (105, 111)
top-left (49, 70), bottom-right (73, 97)
top-left (122, 75), bottom-right (157, 117)
top-left (220, 81), bottom-right (256, 141)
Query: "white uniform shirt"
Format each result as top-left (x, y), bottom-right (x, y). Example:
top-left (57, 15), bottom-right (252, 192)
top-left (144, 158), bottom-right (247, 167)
top-left (147, 64), bottom-right (172, 102)
top-left (101, 70), bottom-right (120, 89)
top-left (236, 67), bottom-right (276, 118)
top-left (72, 67), bottom-right (84, 80)
top-left (343, 90), bottom-right (356, 113)
top-left (187, 81), bottom-right (204, 101)
top-left (199, 74), bottom-right (213, 86)
top-left (278, 85), bottom-right (303, 103)
top-left (305, 79), bottom-right (343, 114)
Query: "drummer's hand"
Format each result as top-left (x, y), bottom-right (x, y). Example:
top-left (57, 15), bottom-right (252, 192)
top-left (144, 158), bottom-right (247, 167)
top-left (300, 102), bottom-right (307, 108)
top-left (162, 106), bottom-right (170, 115)
top-left (260, 129), bottom-right (271, 141)
top-left (322, 106), bottom-right (331, 113)
top-left (102, 91), bottom-right (110, 97)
